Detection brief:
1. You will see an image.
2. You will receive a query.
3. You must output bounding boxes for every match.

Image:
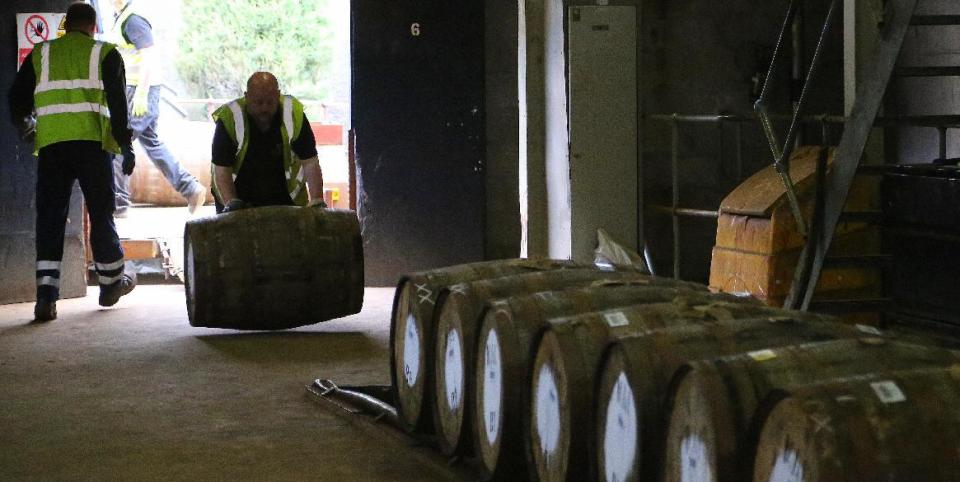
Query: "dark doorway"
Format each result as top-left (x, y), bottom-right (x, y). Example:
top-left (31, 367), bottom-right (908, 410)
top-left (351, 0), bottom-right (486, 286)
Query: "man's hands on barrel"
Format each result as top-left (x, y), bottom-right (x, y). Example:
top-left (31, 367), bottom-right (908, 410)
top-left (222, 198), bottom-right (248, 213)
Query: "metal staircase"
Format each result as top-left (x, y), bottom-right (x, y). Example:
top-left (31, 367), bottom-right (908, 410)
top-left (750, 0), bottom-right (960, 315)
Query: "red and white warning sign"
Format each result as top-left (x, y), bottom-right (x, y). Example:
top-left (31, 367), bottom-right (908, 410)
top-left (16, 13), bottom-right (66, 68)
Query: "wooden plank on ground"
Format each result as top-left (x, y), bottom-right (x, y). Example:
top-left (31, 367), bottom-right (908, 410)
top-left (121, 239), bottom-right (160, 260)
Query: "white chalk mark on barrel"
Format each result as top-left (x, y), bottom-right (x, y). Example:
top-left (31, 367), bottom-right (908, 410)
top-left (416, 283), bottom-right (435, 305)
top-left (449, 283), bottom-right (468, 296)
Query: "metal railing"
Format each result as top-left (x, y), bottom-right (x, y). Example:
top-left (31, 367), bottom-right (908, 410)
top-left (647, 112), bottom-right (843, 279)
top-left (648, 112), bottom-right (960, 281)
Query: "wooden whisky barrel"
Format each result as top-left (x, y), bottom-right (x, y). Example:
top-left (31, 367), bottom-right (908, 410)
top-left (390, 258), bottom-right (580, 433)
top-left (470, 280), bottom-right (715, 481)
top-left (184, 206), bottom-right (363, 330)
top-left (662, 338), bottom-right (960, 482)
top-left (129, 120), bottom-right (216, 206)
top-left (752, 365), bottom-right (960, 482)
top-left (129, 153), bottom-right (215, 206)
top-left (529, 299), bottom-right (794, 482)
top-left (709, 146), bottom-right (882, 323)
top-left (594, 316), bottom-right (877, 482)
top-left (431, 268), bottom-right (655, 456)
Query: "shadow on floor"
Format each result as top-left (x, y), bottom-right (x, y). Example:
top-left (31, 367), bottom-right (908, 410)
top-left (0, 321), bottom-right (50, 336)
top-left (195, 330), bottom-right (382, 364)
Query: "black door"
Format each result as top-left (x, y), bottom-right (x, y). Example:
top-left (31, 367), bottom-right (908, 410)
top-left (1, 1), bottom-right (87, 304)
top-left (351, 0), bottom-right (485, 286)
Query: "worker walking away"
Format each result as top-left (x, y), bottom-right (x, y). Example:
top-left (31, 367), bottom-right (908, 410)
top-left (211, 72), bottom-right (326, 213)
top-left (8, 3), bottom-right (137, 322)
top-left (109, 0), bottom-right (205, 217)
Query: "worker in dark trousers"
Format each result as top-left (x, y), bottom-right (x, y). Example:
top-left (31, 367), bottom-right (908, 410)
top-left (211, 72), bottom-right (326, 213)
top-left (8, 3), bottom-right (137, 322)
top-left (109, 0), bottom-right (205, 217)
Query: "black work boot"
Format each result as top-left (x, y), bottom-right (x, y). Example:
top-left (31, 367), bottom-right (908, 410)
top-left (99, 271), bottom-right (137, 307)
top-left (33, 299), bottom-right (57, 322)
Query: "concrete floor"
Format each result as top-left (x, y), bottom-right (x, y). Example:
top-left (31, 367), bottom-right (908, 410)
top-left (0, 286), bottom-right (463, 481)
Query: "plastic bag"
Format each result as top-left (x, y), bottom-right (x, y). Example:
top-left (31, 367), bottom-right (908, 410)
top-left (593, 228), bottom-right (650, 274)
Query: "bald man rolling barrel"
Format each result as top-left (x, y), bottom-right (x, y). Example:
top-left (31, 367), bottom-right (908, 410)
top-left (210, 72), bottom-right (325, 213)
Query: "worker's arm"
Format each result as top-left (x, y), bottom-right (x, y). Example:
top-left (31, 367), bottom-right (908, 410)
top-left (292, 113), bottom-right (323, 205)
top-left (211, 119), bottom-right (238, 204)
top-left (213, 165), bottom-right (237, 203)
top-left (8, 51), bottom-right (36, 126)
top-left (301, 155), bottom-right (325, 204)
top-left (102, 49), bottom-right (133, 152)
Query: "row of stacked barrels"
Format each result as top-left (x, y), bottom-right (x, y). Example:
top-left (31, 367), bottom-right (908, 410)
top-left (388, 259), bottom-right (960, 481)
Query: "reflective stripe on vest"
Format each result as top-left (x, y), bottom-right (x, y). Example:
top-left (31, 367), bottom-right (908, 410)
top-left (36, 102), bottom-right (110, 117)
top-left (36, 42), bottom-right (103, 93)
top-left (32, 33), bottom-right (118, 153)
top-left (227, 101), bottom-right (245, 181)
top-left (281, 96), bottom-right (305, 200)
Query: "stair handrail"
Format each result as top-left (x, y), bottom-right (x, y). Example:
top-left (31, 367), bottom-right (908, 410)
top-left (754, 0), bottom-right (841, 238)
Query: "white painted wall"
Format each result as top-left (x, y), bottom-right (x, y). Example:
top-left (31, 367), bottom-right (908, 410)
top-left (544, 0), bottom-right (572, 259)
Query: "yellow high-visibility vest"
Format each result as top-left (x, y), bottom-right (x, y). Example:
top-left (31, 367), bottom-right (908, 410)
top-left (31, 32), bottom-right (120, 154)
top-left (110, 1), bottom-right (152, 86)
top-left (211, 96), bottom-right (309, 206)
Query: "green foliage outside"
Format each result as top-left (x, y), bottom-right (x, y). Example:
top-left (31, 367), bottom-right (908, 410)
top-left (176, 0), bottom-right (334, 102)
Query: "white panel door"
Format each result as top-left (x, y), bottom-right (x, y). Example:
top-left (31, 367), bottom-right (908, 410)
top-left (568, 6), bottom-right (638, 263)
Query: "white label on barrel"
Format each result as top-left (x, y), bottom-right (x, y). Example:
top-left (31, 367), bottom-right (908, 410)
top-left (856, 324), bottom-right (883, 336)
top-left (604, 311), bottom-right (630, 328)
top-left (680, 434), bottom-right (712, 482)
top-left (403, 314), bottom-right (420, 387)
top-left (445, 328), bottom-right (463, 411)
top-left (604, 372), bottom-right (637, 482)
top-left (769, 449), bottom-right (803, 482)
top-left (748, 349), bottom-right (777, 362)
top-left (483, 329), bottom-right (503, 446)
top-left (871, 380), bottom-right (906, 404)
top-left (535, 363), bottom-right (561, 456)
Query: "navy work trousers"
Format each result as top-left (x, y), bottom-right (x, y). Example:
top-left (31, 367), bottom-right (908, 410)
top-left (36, 141), bottom-right (124, 301)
